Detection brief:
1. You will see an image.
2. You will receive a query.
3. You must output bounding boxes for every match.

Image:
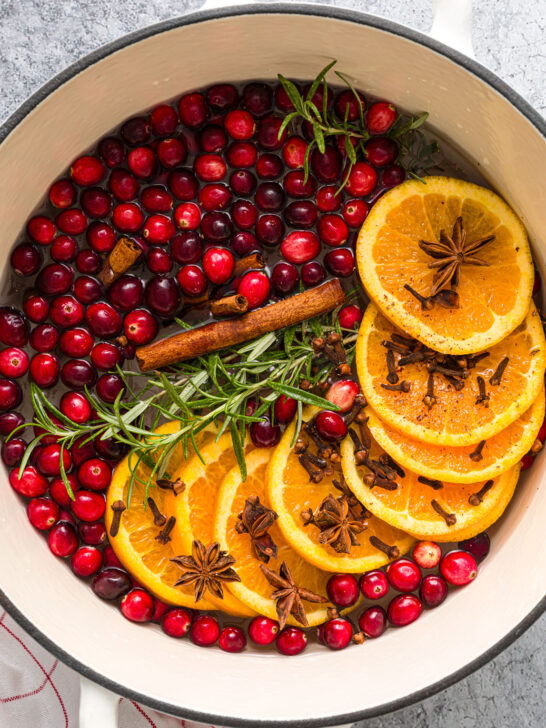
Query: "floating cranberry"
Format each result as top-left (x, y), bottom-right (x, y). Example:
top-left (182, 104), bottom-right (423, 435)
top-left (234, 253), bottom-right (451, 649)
top-left (381, 164), bottom-right (406, 189)
top-left (250, 418), bottom-right (280, 448)
top-left (257, 116), bottom-right (286, 150)
top-left (145, 276), bottom-right (181, 318)
top-left (284, 200), bottom-right (317, 228)
top-left (157, 138), bottom-right (187, 168)
top-left (72, 490), bottom-right (105, 522)
top-left (147, 247), bottom-right (173, 274)
top-left (174, 202), bottom-right (202, 230)
top-left (458, 532), bottom-right (490, 563)
top-left (112, 203), bottom-right (144, 233)
top-left (420, 574), bottom-right (448, 608)
top-left (168, 169), bottom-right (199, 200)
top-left (256, 153), bottom-right (283, 179)
top-left (11, 243), bottom-right (42, 276)
top-left (50, 295), bottom-right (85, 328)
top-left (282, 136), bottom-right (307, 169)
top-left (109, 168), bottom-right (139, 201)
top-left (60, 392), bottom-right (92, 423)
top-left (283, 170), bottom-right (317, 198)
top-left (71, 546), bottom-right (103, 578)
top-left (311, 147), bottom-right (341, 183)
top-left (142, 214), bottom-right (175, 244)
top-left (29, 353), bottom-right (58, 388)
top-left (49, 178), bottom-right (76, 208)
top-left (248, 616), bottom-right (279, 645)
top-left (79, 521), bottom-right (107, 546)
top-left (61, 359), bottom-right (97, 390)
top-left (78, 458), bottom-right (112, 491)
top-left (81, 187), bottom-right (112, 219)
top-left (141, 186), bottom-right (174, 213)
top-left (199, 183), bottom-right (231, 211)
top-left (301, 261), bottom-right (326, 288)
top-left (24, 296), bottom-right (49, 324)
top-left (327, 573), bottom-right (359, 607)
top-left (178, 92), bottom-right (207, 127)
top-left (227, 142), bottom-right (257, 170)
top-left (162, 608), bottom-right (192, 638)
top-left (202, 247), bottom-right (234, 285)
top-left (95, 436), bottom-right (126, 462)
top-left (10, 465), bottom-right (48, 497)
top-left (359, 605), bottom-right (387, 638)
top-left (76, 249), bottom-right (102, 274)
top-left (275, 81), bottom-right (299, 112)
top-left (230, 170), bottom-right (256, 198)
top-left (338, 304), bottom-right (363, 329)
top-left (232, 199), bottom-right (258, 229)
top-left (365, 137), bottom-right (398, 166)
top-left (271, 262), bottom-right (299, 295)
top-left (219, 626), bottom-right (247, 653)
top-left (2, 438), bottom-right (26, 467)
top-left (242, 82), bottom-right (273, 117)
top-left (367, 101), bottom-right (397, 134)
top-left (334, 89), bottom-right (366, 121)
top-left (315, 410), bottom-right (347, 442)
top-left (108, 275), bottom-right (143, 313)
top-left (412, 541), bottom-right (442, 569)
top-left (231, 231), bottom-right (259, 257)
top-left (36, 443), bottom-right (72, 477)
top-left (316, 185), bottom-right (341, 212)
top-left (99, 136), bottom-right (126, 167)
top-left (56, 208), bottom-right (88, 235)
top-left (207, 83), bottom-right (238, 111)
top-left (223, 109), bottom-right (255, 140)
top-left (150, 104), bottom-right (178, 135)
top-left (237, 271), bottom-right (270, 309)
top-left (321, 618), bottom-right (353, 650)
top-left (199, 210), bottom-right (232, 240)
top-left (50, 474), bottom-right (79, 507)
top-left (0, 347), bottom-right (29, 378)
top-left (36, 263), bottom-right (74, 296)
top-left (386, 559), bottom-right (421, 593)
top-left (274, 395), bottom-right (297, 424)
top-left (51, 235), bottom-right (78, 262)
top-left (191, 615), bottom-right (220, 646)
top-left (59, 328), bottom-right (94, 359)
top-left (195, 154), bottom-right (227, 182)
top-left (256, 214), bottom-right (284, 246)
top-left (85, 302), bottom-right (122, 338)
top-left (0, 378), bottom-right (22, 411)
top-left (276, 627), bottom-right (307, 656)
top-left (280, 231), bottom-right (320, 264)
top-left (440, 550), bottom-right (478, 586)
top-left (30, 324), bottom-right (58, 353)
top-left (326, 379), bottom-right (359, 413)
top-left (48, 521), bottom-right (79, 558)
top-left (27, 215), bottom-right (56, 245)
top-left (27, 497), bottom-right (59, 530)
top-left (255, 182), bottom-right (285, 212)
top-left (97, 373), bottom-right (125, 404)
top-left (70, 155), bottom-right (105, 186)
top-left (342, 199), bottom-right (369, 227)
top-left (359, 570), bottom-right (389, 600)
top-left (171, 233), bottom-right (202, 267)
top-left (200, 125), bottom-right (227, 153)
top-left (345, 162), bottom-right (377, 196)
top-left (91, 342), bottom-right (123, 371)
top-left (0, 411), bottom-right (25, 437)
top-left (123, 309), bottom-right (158, 345)
top-left (325, 248), bottom-right (355, 277)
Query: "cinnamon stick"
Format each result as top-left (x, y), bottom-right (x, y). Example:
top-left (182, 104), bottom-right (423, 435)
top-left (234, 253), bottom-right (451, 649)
top-left (209, 294), bottom-right (249, 317)
top-left (233, 252), bottom-right (265, 276)
top-left (136, 278), bottom-right (346, 371)
top-left (98, 237), bottom-right (142, 286)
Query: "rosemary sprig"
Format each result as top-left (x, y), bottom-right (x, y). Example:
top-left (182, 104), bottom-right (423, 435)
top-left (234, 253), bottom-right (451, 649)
top-left (19, 312), bottom-right (358, 505)
top-left (277, 60), bottom-right (438, 189)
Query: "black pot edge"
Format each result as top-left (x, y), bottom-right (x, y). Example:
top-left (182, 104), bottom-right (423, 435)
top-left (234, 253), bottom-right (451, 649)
top-left (0, 3), bottom-right (544, 726)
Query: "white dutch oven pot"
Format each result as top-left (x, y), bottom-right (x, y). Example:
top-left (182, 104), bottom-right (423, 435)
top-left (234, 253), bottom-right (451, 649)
top-left (0, 2), bottom-right (544, 727)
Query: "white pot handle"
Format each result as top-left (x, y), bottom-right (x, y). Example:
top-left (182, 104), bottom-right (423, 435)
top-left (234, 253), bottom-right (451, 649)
top-left (430, 0), bottom-right (474, 58)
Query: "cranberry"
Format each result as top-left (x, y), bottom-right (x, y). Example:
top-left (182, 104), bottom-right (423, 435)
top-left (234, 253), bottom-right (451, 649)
top-left (271, 262), bottom-right (299, 295)
top-left (59, 328), bottom-right (94, 358)
top-left (382, 164), bottom-right (406, 188)
top-left (95, 436), bottom-right (126, 462)
top-left (141, 186), bottom-right (173, 213)
top-left (227, 142), bottom-right (257, 169)
top-left (112, 203), bottom-right (144, 233)
top-left (270, 396), bottom-right (297, 426)
top-left (36, 263), bottom-right (74, 296)
top-left (420, 574), bottom-right (448, 608)
top-left (99, 136), bottom-right (125, 167)
top-left (168, 169), bottom-right (199, 200)
top-left (10, 466), bottom-right (48, 497)
top-left (359, 605), bottom-right (387, 638)
top-left (315, 410), bottom-right (347, 442)
top-left (230, 170), bottom-right (256, 197)
top-left (412, 541), bottom-right (442, 569)
top-left (0, 411), bottom-right (25, 436)
top-left (24, 296), bottom-right (49, 324)
top-left (30, 324), bottom-right (58, 352)
top-left (338, 304), bottom-right (363, 329)
top-left (162, 608), bottom-right (192, 638)
top-left (255, 182), bottom-right (285, 212)
top-left (50, 474), bottom-right (79, 507)
top-left (97, 373), bottom-right (124, 403)
top-left (222, 110), bottom-right (254, 140)
top-left (248, 616), bottom-right (279, 645)
top-left (150, 104), bottom-right (178, 135)
top-left (386, 559), bottom-right (421, 593)
top-left (50, 295), bottom-right (85, 328)
top-left (145, 276), bottom-right (180, 318)
top-left (250, 418), bottom-right (280, 448)
top-left (231, 231), bottom-right (259, 257)
top-left (326, 573), bottom-right (359, 607)
top-left (108, 275), bottom-right (143, 312)
top-left (78, 458), bottom-right (112, 491)
top-left (275, 82), bottom-right (299, 112)
top-left (177, 265), bottom-right (207, 298)
top-left (0, 378), bottom-right (22, 411)
top-left (343, 199), bottom-right (369, 227)
top-left (311, 147), bottom-right (341, 183)
top-left (49, 179), bottom-right (76, 208)
top-left (232, 199), bottom-right (258, 229)
top-left (237, 271), bottom-right (270, 309)
top-left (242, 82), bottom-right (272, 117)
top-left (91, 342), bottom-right (122, 371)
top-left (280, 231), bottom-right (320, 264)
top-left (365, 137), bottom-right (398, 166)
top-left (81, 187), bottom-right (112, 219)
top-left (70, 155), bottom-right (105, 186)
top-left (124, 309), bottom-right (158, 345)
top-left (533, 268), bottom-right (542, 294)
top-left (171, 232), bottom-right (203, 265)
top-left (276, 627), bottom-right (307, 656)
top-left (195, 154), bottom-right (226, 182)
top-left (27, 215), bottom-right (56, 245)
top-left (521, 452), bottom-right (535, 470)
top-left (29, 353), bottom-right (58, 388)
top-left (121, 116), bottom-right (151, 146)
top-left (121, 588), bottom-right (155, 623)
top-left (326, 379), bottom-right (359, 413)
top-left (207, 83), bottom-right (238, 111)
top-left (284, 170), bottom-right (317, 198)
top-left (284, 200), bottom-right (317, 228)
top-left (61, 359), bottom-right (97, 390)
top-left (321, 618), bottom-right (353, 650)
top-left (359, 570), bottom-right (389, 600)
top-left (72, 490), bottom-right (105, 522)
top-left (56, 208), bottom-right (88, 235)
top-left (48, 521), bottom-right (79, 558)
top-left (367, 102), bottom-right (397, 134)
top-left (103, 549), bottom-right (122, 571)
top-left (85, 302), bottom-right (122, 337)
top-left (60, 392), bottom-right (92, 423)
top-left (257, 116), bottom-right (286, 150)
top-left (345, 162), bottom-right (377, 196)
top-left (178, 92), bottom-right (207, 127)
top-left (256, 215), bottom-right (284, 246)
top-left (109, 168), bottom-right (139, 201)
top-left (76, 249), bottom-right (102, 274)
top-left (281, 136), bottom-right (307, 169)
top-left (191, 615), bottom-right (220, 646)
top-left (51, 235), bottom-right (78, 262)
top-left (71, 546), bottom-right (103, 578)
top-left (36, 443), bottom-right (72, 477)
top-left (334, 88), bottom-right (366, 121)
top-left (219, 626), bottom-right (247, 653)
top-left (387, 593), bottom-right (423, 626)
top-left (440, 550), bottom-right (478, 586)
top-left (202, 247), bottom-right (234, 285)
top-left (79, 521), bottom-right (107, 546)
top-left (71, 437), bottom-right (95, 467)
top-left (174, 202), bottom-right (201, 231)
top-left (301, 262), bottom-right (326, 288)
top-left (147, 247), bottom-right (173, 274)
top-left (316, 185), bottom-right (341, 212)
top-left (325, 248), bottom-right (355, 277)
top-left (142, 214), bottom-right (175, 244)
top-left (157, 138), bottom-right (187, 168)
top-left (199, 183), bottom-right (231, 211)
top-left (11, 243), bottom-right (42, 276)
top-left (27, 497), bottom-right (59, 530)
top-left (458, 532), bottom-right (490, 563)
top-left (256, 154), bottom-right (283, 179)
top-left (2, 438), bottom-right (26, 467)
top-left (92, 567), bottom-right (132, 599)
top-left (0, 347), bottom-right (29, 378)
top-left (200, 125), bottom-right (227, 153)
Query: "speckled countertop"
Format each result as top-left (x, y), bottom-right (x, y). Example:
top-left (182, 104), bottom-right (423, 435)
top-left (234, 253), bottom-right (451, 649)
top-left (0, 1), bottom-right (544, 726)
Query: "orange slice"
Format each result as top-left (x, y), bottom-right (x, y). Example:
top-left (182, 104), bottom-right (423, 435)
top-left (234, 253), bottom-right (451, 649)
top-left (215, 448), bottom-right (337, 627)
top-left (267, 413), bottom-right (414, 572)
top-left (340, 433), bottom-right (520, 541)
top-left (163, 433), bottom-right (256, 617)
top-left (357, 177), bottom-right (534, 354)
top-left (358, 301), bottom-right (545, 446)
top-left (105, 421), bottom-right (216, 609)
top-left (366, 387), bottom-right (544, 483)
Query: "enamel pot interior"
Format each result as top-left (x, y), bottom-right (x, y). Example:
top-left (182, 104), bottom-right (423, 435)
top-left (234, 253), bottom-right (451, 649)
top-left (0, 7), bottom-right (545, 726)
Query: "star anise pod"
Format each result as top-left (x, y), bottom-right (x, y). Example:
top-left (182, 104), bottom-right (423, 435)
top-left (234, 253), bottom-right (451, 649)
top-left (302, 494), bottom-right (368, 554)
top-left (419, 216), bottom-right (495, 296)
top-left (259, 561), bottom-right (327, 629)
top-left (170, 540), bottom-right (240, 602)
top-left (236, 495), bottom-right (278, 563)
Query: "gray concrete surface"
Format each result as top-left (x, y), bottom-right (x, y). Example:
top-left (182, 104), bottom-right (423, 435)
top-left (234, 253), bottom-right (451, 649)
top-left (0, 1), bottom-right (544, 726)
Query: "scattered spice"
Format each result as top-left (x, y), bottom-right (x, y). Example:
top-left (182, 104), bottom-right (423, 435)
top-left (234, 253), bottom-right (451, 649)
top-left (147, 496), bottom-right (167, 527)
top-left (468, 479), bottom-right (494, 506)
top-left (343, 394), bottom-right (367, 427)
top-left (381, 381), bottom-right (411, 392)
top-left (171, 540), bottom-right (241, 602)
top-left (155, 515), bottom-right (176, 544)
top-left (209, 294), bottom-right (249, 317)
top-left (236, 496), bottom-right (278, 563)
top-left (109, 499), bottom-right (126, 538)
top-left (386, 349), bottom-right (399, 384)
top-left (469, 440), bottom-right (486, 462)
top-left (423, 372), bottom-right (437, 409)
top-left (98, 237), bottom-right (142, 287)
top-left (404, 283), bottom-right (434, 310)
top-left (475, 376), bottom-right (490, 407)
top-left (301, 494), bottom-right (368, 554)
top-left (489, 356), bottom-right (509, 386)
top-left (417, 475), bottom-right (443, 490)
top-left (379, 453), bottom-right (406, 478)
top-left (233, 252), bottom-right (266, 276)
top-left (362, 473), bottom-right (398, 491)
top-left (431, 499), bottom-right (456, 526)
top-left (348, 427), bottom-right (368, 465)
top-left (156, 477), bottom-right (186, 495)
top-left (531, 438), bottom-right (543, 454)
top-left (369, 535), bottom-right (400, 560)
top-left (298, 452), bottom-right (324, 483)
top-left (259, 560), bottom-right (327, 629)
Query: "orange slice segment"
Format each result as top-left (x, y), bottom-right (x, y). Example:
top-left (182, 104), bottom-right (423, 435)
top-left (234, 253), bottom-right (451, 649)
top-left (357, 177), bottom-right (534, 354)
top-left (215, 448), bottom-right (337, 627)
top-left (340, 433), bottom-right (520, 541)
top-left (105, 421), bottom-right (216, 609)
top-left (164, 433), bottom-right (256, 617)
top-left (358, 301), bottom-right (545, 446)
top-left (366, 387), bottom-right (544, 483)
top-left (268, 413), bottom-right (414, 572)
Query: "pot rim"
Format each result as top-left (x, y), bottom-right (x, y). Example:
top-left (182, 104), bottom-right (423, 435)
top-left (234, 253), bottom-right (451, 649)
top-left (0, 4), bottom-right (544, 726)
